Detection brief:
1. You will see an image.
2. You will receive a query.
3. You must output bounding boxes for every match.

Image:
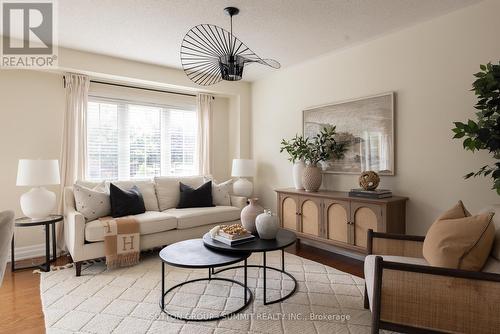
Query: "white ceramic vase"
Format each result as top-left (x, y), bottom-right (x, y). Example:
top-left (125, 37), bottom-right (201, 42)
top-left (255, 209), bottom-right (279, 240)
top-left (240, 198), bottom-right (264, 234)
top-left (292, 160), bottom-right (305, 190)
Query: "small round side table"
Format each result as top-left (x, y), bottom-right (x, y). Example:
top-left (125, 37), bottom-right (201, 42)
top-left (11, 214), bottom-right (63, 272)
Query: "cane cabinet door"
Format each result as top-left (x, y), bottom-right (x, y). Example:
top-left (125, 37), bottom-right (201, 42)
top-left (299, 197), bottom-right (322, 236)
top-left (323, 199), bottom-right (350, 243)
top-left (279, 194), bottom-right (299, 231)
top-left (351, 202), bottom-right (382, 249)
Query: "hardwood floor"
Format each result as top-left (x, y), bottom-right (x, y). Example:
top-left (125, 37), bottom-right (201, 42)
top-left (0, 255), bottom-right (71, 334)
top-left (287, 243), bottom-right (364, 278)
top-left (0, 245), bottom-right (364, 333)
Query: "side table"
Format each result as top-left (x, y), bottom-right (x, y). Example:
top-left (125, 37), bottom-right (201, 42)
top-left (11, 214), bottom-right (63, 272)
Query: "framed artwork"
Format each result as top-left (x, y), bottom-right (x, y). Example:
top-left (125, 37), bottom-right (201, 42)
top-left (303, 92), bottom-right (395, 175)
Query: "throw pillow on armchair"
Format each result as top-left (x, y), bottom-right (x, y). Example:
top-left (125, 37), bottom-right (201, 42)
top-left (423, 200), bottom-right (495, 271)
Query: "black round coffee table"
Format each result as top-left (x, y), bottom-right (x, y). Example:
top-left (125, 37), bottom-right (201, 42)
top-left (159, 239), bottom-right (252, 321)
top-left (203, 229), bottom-right (297, 305)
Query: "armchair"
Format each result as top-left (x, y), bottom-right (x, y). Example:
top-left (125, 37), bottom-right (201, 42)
top-left (364, 229), bottom-right (500, 334)
top-left (0, 210), bottom-right (14, 286)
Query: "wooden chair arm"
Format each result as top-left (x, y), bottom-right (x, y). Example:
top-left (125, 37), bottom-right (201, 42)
top-left (367, 229), bottom-right (425, 258)
top-left (372, 256), bottom-right (500, 333)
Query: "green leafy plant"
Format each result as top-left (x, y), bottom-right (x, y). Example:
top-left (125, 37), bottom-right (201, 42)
top-left (303, 125), bottom-right (349, 166)
top-left (452, 62), bottom-right (500, 194)
top-left (280, 135), bottom-right (308, 163)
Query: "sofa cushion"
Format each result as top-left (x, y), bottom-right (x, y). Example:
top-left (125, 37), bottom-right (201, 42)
top-left (85, 211), bottom-right (177, 242)
top-left (423, 201), bottom-right (495, 271)
top-left (211, 179), bottom-right (233, 206)
top-left (364, 255), bottom-right (428, 310)
top-left (177, 181), bottom-right (214, 209)
top-left (163, 206), bottom-right (240, 229)
top-left (110, 184), bottom-right (146, 218)
top-left (73, 183), bottom-right (110, 221)
top-left (110, 180), bottom-right (159, 211)
top-left (155, 176), bottom-right (205, 211)
top-left (76, 179), bottom-right (159, 211)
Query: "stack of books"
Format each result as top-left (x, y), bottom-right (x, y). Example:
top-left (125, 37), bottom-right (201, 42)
top-left (213, 224), bottom-right (256, 246)
top-left (348, 188), bottom-right (392, 199)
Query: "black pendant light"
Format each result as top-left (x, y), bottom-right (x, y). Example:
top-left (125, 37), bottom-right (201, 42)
top-left (180, 7), bottom-right (280, 86)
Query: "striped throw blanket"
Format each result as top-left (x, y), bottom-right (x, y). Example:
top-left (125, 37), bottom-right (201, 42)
top-left (99, 217), bottom-right (140, 269)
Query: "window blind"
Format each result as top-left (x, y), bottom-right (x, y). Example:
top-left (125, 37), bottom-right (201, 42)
top-left (86, 95), bottom-right (198, 181)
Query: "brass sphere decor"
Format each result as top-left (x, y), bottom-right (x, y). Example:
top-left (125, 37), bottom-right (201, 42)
top-left (359, 171), bottom-right (380, 191)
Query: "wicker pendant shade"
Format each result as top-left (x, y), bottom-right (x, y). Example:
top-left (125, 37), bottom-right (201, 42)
top-left (180, 7), bottom-right (280, 86)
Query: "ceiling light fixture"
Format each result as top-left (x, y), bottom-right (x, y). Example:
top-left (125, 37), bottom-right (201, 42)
top-left (180, 7), bottom-right (280, 86)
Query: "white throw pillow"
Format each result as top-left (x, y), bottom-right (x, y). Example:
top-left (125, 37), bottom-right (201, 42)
top-left (108, 180), bottom-right (159, 211)
top-left (154, 176), bottom-right (205, 211)
top-left (73, 183), bottom-right (110, 221)
top-left (211, 179), bottom-right (233, 206)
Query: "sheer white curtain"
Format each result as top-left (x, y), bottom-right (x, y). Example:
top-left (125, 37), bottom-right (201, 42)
top-left (197, 93), bottom-right (214, 176)
top-left (58, 73), bottom-right (90, 251)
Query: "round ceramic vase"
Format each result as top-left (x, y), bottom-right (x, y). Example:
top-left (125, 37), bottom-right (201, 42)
top-left (240, 198), bottom-right (264, 234)
top-left (256, 209), bottom-right (279, 239)
top-left (302, 165), bottom-right (322, 192)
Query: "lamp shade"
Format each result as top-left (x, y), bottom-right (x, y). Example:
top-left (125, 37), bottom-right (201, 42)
top-left (231, 159), bottom-right (255, 177)
top-left (16, 159), bottom-right (60, 186)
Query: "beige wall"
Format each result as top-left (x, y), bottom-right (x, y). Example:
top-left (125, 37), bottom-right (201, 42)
top-left (251, 0), bottom-right (500, 235)
top-left (0, 71), bottom-right (65, 248)
top-left (0, 51), bottom-right (248, 251)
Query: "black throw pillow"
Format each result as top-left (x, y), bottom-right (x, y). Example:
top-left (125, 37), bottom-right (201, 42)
top-left (109, 183), bottom-right (146, 218)
top-left (177, 181), bottom-right (214, 209)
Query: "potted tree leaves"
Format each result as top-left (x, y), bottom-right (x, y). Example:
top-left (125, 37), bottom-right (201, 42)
top-left (452, 62), bottom-right (500, 193)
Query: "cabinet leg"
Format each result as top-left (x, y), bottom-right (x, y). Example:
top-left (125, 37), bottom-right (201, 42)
top-left (75, 261), bottom-right (82, 276)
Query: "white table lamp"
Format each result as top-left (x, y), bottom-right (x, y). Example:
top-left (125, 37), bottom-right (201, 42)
top-left (232, 159), bottom-right (255, 197)
top-left (16, 159), bottom-right (60, 219)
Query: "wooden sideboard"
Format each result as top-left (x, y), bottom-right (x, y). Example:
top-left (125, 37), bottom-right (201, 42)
top-left (276, 188), bottom-right (408, 254)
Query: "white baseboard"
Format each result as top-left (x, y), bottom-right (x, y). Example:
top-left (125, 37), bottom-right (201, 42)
top-left (7, 243), bottom-right (51, 262)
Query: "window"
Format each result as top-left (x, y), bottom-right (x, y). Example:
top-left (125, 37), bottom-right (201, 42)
top-left (86, 96), bottom-right (198, 181)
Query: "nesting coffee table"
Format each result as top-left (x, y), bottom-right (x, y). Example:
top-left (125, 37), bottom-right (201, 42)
top-left (202, 228), bottom-right (298, 305)
top-left (159, 239), bottom-right (252, 321)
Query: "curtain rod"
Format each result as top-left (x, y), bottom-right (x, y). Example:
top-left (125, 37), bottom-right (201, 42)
top-left (89, 80), bottom-right (198, 98)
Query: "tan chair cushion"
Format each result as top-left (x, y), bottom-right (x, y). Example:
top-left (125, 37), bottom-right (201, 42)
top-left (482, 256), bottom-right (500, 274)
top-left (423, 201), bottom-right (495, 271)
top-left (85, 211), bottom-right (177, 242)
top-left (163, 206), bottom-right (241, 229)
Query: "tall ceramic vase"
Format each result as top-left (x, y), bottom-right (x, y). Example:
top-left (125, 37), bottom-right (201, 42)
top-left (302, 165), bottom-right (322, 192)
top-left (292, 160), bottom-right (305, 190)
top-left (240, 198), bottom-right (264, 234)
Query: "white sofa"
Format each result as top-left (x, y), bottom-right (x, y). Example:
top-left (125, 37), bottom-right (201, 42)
top-left (64, 176), bottom-right (247, 276)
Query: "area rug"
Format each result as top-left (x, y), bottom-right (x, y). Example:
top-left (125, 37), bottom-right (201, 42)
top-left (41, 251), bottom-right (387, 334)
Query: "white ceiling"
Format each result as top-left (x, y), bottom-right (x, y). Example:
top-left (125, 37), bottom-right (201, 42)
top-left (57, 0), bottom-right (481, 82)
